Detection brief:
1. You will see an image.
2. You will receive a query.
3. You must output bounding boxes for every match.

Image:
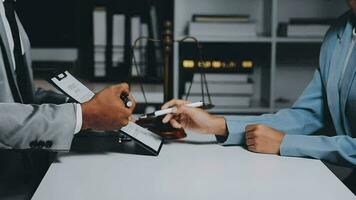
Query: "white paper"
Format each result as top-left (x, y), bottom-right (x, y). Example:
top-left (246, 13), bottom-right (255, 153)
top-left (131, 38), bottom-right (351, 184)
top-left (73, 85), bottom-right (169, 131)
top-left (121, 122), bottom-right (162, 152)
top-left (51, 71), bottom-right (95, 103)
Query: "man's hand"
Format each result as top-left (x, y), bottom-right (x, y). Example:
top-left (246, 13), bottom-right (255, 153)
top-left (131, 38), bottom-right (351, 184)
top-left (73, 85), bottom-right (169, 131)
top-left (161, 99), bottom-right (227, 136)
top-left (81, 83), bottom-right (136, 131)
top-left (245, 124), bottom-right (285, 154)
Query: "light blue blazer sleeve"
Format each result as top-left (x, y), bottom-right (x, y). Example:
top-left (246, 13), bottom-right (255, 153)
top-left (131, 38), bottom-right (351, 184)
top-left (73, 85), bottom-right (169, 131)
top-left (223, 68), bottom-right (356, 166)
top-left (221, 14), bottom-right (356, 166)
top-left (223, 68), bottom-right (326, 145)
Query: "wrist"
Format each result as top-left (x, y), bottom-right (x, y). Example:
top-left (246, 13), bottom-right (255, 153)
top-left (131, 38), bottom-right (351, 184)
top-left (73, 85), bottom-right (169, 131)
top-left (81, 102), bottom-right (92, 130)
top-left (277, 133), bottom-right (285, 155)
top-left (209, 116), bottom-right (227, 136)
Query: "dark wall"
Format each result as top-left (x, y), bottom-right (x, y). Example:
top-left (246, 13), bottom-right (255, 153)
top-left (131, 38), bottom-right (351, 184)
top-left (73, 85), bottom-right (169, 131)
top-left (16, 0), bottom-right (84, 48)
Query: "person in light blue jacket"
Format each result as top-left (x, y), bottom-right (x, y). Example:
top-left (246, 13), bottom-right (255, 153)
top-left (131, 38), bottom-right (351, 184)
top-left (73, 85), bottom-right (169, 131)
top-left (162, 0), bottom-right (356, 178)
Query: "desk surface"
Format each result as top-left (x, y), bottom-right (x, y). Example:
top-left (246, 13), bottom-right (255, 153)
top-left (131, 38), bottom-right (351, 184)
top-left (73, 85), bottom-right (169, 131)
top-left (33, 133), bottom-right (355, 200)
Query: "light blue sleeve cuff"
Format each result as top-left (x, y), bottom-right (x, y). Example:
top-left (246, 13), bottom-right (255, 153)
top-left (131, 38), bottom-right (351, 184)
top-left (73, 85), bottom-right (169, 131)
top-left (218, 115), bottom-right (272, 146)
top-left (280, 134), bottom-right (317, 158)
top-left (218, 116), bottom-right (251, 146)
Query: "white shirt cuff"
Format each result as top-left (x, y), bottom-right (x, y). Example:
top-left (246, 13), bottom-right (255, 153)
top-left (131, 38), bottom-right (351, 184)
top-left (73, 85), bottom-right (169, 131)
top-left (74, 104), bottom-right (82, 134)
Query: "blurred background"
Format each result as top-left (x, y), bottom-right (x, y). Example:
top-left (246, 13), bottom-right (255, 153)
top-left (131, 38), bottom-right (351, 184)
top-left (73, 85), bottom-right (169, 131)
top-left (16, 0), bottom-right (348, 115)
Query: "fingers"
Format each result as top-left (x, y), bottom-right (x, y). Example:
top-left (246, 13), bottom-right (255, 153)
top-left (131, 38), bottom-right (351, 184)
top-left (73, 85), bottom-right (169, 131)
top-left (245, 124), bottom-right (257, 132)
top-left (127, 92), bottom-right (136, 111)
top-left (245, 124), bottom-right (258, 152)
top-left (111, 83), bottom-right (129, 94)
top-left (121, 118), bottom-right (129, 126)
top-left (162, 113), bottom-right (173, 123)
top-left (247, 145), bottom-right (257, 152)
top-left (245, 131), bottom-right (255, 139)
top-left (162, 101), bottom-right (191, 124)
top-left (110, 83), bottom-right (136, 112)
top-left (169, 118), bottom-right (182, 129)
top-left (129, 115), bottom-right (137, 122)
top-left (174, 105), bottom-right (195, 115)
top-left (161, 99), bottom-right (190, 109)
top-left (245, 138), bottom-right (255, 146)
top-left (162, 113), bottom-right (182, 128)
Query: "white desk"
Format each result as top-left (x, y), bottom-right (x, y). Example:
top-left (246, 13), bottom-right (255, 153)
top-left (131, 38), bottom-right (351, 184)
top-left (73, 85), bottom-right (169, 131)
top-left (32, 133), bottom-right (355, 200)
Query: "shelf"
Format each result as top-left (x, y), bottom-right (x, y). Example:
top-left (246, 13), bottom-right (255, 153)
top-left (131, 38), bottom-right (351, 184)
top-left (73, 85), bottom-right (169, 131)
top-left (173, 0), bottom-right (346, 114)
top-left (177, 35), bottom-right (272, 43)
top-left (206, 99), bottom-right (272, 114)
top-left (178, 36), bottom-right (324, 44)
top-left (275, 37), bottom-right (323, 43)
top-left (208, 106), bottom-right (272, 114)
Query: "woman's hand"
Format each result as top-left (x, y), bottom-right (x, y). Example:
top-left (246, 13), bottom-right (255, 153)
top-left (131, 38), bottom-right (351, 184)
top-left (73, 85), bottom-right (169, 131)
top-left (161, 99), bottom-right (227, 136)
top-left (245, 124), bottom-right (285, 154)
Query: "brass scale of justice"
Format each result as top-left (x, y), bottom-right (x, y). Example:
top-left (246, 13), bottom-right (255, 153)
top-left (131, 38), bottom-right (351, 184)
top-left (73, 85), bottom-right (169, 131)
top-left (133, 21), bottom-right (215, 140)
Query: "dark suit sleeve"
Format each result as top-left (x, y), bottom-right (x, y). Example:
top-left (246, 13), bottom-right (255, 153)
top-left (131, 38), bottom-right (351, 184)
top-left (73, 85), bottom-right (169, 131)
top-left (34, 87), bottom-right (69, 104)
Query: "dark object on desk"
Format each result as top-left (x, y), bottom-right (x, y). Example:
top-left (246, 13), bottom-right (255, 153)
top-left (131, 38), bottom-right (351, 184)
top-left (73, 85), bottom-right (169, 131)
top-left (137, 116), bottom-right (187, 140)
top-left (70, 130), bottom-right (153, 156)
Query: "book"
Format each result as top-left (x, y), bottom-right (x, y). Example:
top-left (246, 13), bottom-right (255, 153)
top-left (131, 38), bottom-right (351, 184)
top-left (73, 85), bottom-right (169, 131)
top-left (112, 14), bottom-right (125, 66)
top-left (287, 24), bottom-right (329, 37)
top-left (278, 17), bottom-right (334, 37)
top-left (289, 18), bottom-right (336, 25)
top-left (131, 16), bottom-right (141, 76)
top-left (94, 62), bottom-right (105, 77)
top-left (149, 5), bottom-right (164, 77)
top-left (131, 84), bottom-right (163, 103)
top-left (94, 47), bottom-right (105, 62)
top-left (139, 23), bottom-right (149, 76)
top-left (192, 14), bottom-right (250, 23)
top-left (185, 82), bottom-right (253, 95)
top-left (193, 73), bottom-right (249, 83)
top-left (93, 8), bottom-right (106, 46)
top-left (182, 94), bottom-right (251, 107)
top-left (93, 8), bottom-right (106, 77)
top-left (189, 22), bottom-right (257, 37)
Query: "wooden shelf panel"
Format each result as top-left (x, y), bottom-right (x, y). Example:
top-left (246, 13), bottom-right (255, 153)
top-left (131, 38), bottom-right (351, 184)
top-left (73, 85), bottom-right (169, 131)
top-left (275, 37), bottom-right (323, 43)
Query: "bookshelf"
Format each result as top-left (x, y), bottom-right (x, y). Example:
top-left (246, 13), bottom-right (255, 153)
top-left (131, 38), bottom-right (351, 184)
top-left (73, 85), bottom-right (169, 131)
top-left (173, 0), bottom-right (349, 114)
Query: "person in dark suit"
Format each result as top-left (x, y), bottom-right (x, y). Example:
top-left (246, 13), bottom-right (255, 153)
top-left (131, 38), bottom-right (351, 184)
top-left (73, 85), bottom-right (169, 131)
top-left (0, 0), bottom-right (136, 199)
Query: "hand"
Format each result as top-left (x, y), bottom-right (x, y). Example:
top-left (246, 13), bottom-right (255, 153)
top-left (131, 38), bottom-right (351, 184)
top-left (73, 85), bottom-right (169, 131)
top-left (245, 124), bottom-right (285, 155)
top-left (81, 83), bottom-right (136, 131)
top-left (161, 99), bottom-right (227, 136)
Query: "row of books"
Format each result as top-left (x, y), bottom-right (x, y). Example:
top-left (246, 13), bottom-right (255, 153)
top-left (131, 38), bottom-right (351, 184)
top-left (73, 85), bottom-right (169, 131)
top-left (93, 8), bottom-right (148, 78)
top-left (188, 14), bottom-right (257, 38)
top-left (278, 18), bottom-right (336, 38)
top-left (183, 73), bottom-right (253, 107)
top-left (187, 14), bottom-right (335, 38)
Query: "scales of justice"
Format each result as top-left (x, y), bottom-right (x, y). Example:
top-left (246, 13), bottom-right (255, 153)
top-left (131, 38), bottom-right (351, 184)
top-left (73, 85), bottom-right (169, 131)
top-left (131, 21), bottom-right (214, 140)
